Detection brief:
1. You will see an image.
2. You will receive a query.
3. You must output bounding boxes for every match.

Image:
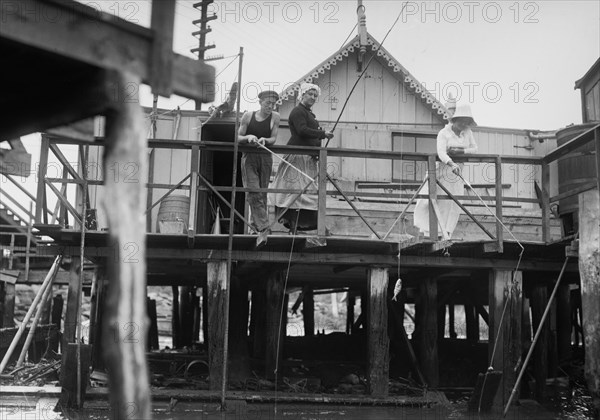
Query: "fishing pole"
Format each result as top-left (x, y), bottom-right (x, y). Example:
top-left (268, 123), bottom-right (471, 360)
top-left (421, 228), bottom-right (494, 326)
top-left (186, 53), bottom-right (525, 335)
top-left (325, 2), bottom-right (409, 147)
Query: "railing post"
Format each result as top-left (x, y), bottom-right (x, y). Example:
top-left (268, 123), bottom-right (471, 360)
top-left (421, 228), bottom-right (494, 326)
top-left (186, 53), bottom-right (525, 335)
top-left (495, 156), bottom-right (504, 252)
top-left (318, 148), bottom-right (327, 236)
top-left (427, 155), bottom-right (438, 240)
top-left (541, 162), bottom-right (551, 244)
top-left (188, 145), bottom-right (200, 245)
top-left (36, 135), bottom-right (50, 224)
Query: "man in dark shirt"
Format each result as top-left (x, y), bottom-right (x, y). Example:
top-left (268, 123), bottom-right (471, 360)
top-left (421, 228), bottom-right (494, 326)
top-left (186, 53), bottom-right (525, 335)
top-left (238, 90), bottom-right (281, 245)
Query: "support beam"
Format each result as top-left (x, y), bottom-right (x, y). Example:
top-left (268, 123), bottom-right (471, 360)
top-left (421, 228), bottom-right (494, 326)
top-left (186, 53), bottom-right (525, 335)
top-left (367, 267), bottom-right (389, 397)
top-left (303, 286), bottom-right (314, 337)
top-left (578, 189), bottom-right (600, 406)
top-left (488, 269), bottom-right (522, 407)
top-left (228, 275), bottom-right (251, 384)
top-left (556, 283), bottom-right (571, 362)
top-left (250, 286), bottom-right (266, 359)
top-left (0, 281), bottom-right (16, 328)
top-left (265, 270), bottom-right (285, 380)
top-left (530, 282), bottom-right (549, 399)
top-left (60, 260), bottom-right (82, 407)
top-left (416, 276), bottom-right (438, 387)
top-left (465, 305), bottom-right (478, 341)
top-left (206, 260), bottom-right (228, 391)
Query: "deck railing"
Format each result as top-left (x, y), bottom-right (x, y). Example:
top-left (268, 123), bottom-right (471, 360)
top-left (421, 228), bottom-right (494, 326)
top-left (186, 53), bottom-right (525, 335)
top-left (34, 124), bottom-right (600, 249)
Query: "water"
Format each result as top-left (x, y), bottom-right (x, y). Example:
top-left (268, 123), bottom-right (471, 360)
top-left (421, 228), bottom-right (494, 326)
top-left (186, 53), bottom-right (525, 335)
top-left (55, 400), bottom-right (581, 420)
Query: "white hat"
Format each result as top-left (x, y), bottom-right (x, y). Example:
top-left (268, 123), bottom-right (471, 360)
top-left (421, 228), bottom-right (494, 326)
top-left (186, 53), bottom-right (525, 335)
top-left (450, 104), bottom-right (476, 125)
top-left (299, 82), bottom-right (321, 98)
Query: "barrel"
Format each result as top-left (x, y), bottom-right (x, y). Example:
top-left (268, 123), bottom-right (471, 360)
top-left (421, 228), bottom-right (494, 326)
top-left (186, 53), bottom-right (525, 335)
top-left (556, 122), bottom-right (598, 216)
top-left (156, 195), bottom-right (190, 234)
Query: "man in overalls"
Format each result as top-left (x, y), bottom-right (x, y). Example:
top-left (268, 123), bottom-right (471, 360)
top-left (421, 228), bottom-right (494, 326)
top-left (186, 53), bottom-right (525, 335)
top-left (238, 90), bottom-right (281, 246)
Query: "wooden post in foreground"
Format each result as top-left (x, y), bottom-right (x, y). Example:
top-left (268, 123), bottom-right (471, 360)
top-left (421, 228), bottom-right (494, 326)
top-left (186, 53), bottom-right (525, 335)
top-left (101, 71), bottom-right (151, 420)
top-left (367, 266), bottom-right (389, 396)
top-left (488, 269), bottom-right (522, 408)
top-left (578, 189), bottom-right (600, 408)
top-left (207, 260), bottom-right (228, 391)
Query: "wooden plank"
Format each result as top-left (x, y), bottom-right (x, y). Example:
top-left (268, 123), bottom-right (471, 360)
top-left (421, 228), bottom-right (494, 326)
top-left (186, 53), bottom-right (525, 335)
top-left (43, 244), bottom-right (579, 272)
top-left (578, 189), bottom-right (600, 402)
top-left (46, 119), bottom-right (95, 142)
top-left (543, 124), bottom-right (599, 164)
top-left (206, 261), bottom-right (227, 390)
top-left (367, 267), bottom-right (389, 396)
top-left (149, 1), bottom-right (175, 97)
top-left (36, 137), bottom-right (50, 224)
top-left (0, 0), bottom-right (214, 102)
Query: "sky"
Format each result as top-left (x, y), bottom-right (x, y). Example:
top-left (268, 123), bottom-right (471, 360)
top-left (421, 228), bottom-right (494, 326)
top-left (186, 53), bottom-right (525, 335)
top-left (2, 0), bottom-right (599, 224)
top-left (139, 0), bottom-right (600, 131)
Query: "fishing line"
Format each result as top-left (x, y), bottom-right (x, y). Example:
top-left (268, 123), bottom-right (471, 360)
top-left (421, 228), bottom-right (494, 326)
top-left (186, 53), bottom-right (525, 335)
top-left (326, 1), bottom-right (409, 146)
top-left (458, 171), bottom-right (524, 414)
top-left (274, 209), bottom-right (301, 417)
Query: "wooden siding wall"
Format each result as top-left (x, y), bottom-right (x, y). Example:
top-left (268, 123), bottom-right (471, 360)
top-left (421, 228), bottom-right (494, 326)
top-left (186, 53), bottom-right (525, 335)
top-left (278, 49), bottom-right (439, 127)
top-left (82, 113), bottom-right (195, 231)
top-left (583, 78), bottom-right (600, 122)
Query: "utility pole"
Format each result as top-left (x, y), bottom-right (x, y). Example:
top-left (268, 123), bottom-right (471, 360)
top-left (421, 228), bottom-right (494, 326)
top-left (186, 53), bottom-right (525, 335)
top-left (192, 0), bottom-right (217, 110)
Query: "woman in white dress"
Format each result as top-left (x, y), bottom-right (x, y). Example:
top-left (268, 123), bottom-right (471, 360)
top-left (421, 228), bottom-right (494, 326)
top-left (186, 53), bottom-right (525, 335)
top-left (414, 104), bottom-right (478, 239)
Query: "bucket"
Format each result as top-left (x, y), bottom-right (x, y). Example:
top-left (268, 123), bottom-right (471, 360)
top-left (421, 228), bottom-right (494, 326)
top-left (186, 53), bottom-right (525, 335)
top-left (156, 195), bottom-right (190, 234)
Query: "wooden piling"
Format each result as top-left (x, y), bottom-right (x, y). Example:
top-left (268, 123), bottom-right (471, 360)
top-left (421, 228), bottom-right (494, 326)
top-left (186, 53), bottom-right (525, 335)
top-left (303, 286), bottom-right (314, 337)
top-left (228, 275), bottom-right (251, 383)
top-left (578, 189), bottom-right (600, 404)
top-left (465, 305), bottom-right (479, 342)
top-left (265, 270), bottom-right (285, 380)
top-left (207, 260), bottom-right (228, 391)
top-left (556, 283), bottom-right (572, 362)
top-left (531, 282), bottom-right (549, 399)
top-left (250, 287), bottom-right (266, 359)
top-left (367, 266), bottom-right (389, 396)
top-left (1, 281), bottom-right (15, 328)
top-left (488, 269), bottom-right (522, 407)
top-left (416, 276), bottom-right (438, 387)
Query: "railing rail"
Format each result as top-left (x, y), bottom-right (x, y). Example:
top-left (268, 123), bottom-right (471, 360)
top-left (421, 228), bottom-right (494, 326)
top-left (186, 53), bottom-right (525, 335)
top-left (37, 129), bottom-right (597, 248)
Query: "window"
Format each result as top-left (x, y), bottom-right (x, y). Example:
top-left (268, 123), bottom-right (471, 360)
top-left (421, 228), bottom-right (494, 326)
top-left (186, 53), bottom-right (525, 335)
top-left (391, 132), bottom-right (436, 182)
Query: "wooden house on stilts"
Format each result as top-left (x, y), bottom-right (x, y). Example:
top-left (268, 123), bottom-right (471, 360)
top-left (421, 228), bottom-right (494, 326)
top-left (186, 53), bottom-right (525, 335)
top-left (1, 1), bottom-right (599, 415)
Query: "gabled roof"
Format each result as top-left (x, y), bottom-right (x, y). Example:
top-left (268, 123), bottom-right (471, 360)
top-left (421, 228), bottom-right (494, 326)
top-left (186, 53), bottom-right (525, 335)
top-left (574, 57), bottom-right (600, 89)
top-left (278, 32), bottom-right (451, 120)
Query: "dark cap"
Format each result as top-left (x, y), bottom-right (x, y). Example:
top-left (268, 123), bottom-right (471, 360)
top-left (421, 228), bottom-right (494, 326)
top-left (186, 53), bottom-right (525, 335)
top-left (258, 90), bottom-right (279, 101)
